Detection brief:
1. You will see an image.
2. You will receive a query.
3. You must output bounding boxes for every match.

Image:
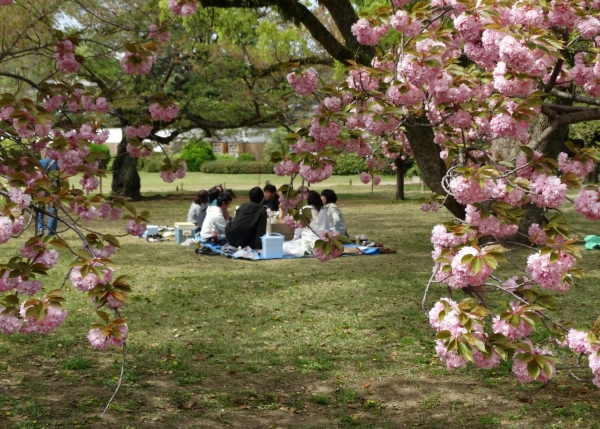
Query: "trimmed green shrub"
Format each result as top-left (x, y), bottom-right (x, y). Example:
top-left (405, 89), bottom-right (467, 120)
top-left (137, 153), bottom-right (166, 173)
top-left (90, 144), bottom-right (111, 169)
top-left (200, 160), bottom-right (274, 174)
top-left (216, 154), bottom-right (237, 161)
top-left (333, 154), bottom-right (363, 175)
top-left (180, 141), bottom-right (216, 172)
top-left (237, 153), bottom-right (256, 162)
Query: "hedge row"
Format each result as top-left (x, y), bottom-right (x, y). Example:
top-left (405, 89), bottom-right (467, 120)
top-left (200, 160), bottom-right (275, 174)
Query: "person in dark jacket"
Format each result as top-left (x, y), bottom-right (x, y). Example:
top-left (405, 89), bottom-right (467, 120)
top-left (226, 187), bottom-right (267, 249)
top-left (261, 184), bottom-right (280, 211)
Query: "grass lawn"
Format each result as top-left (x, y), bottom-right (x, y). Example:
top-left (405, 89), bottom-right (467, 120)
top-left (1, 176), bottom-right (600, 428)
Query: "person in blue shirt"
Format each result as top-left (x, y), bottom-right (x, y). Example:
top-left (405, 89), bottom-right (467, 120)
top-left (37, 156), bottom-right (60, 236)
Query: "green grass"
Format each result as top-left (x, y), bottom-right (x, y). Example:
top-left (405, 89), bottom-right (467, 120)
top-left (1, 179), bottom-right (600, 427)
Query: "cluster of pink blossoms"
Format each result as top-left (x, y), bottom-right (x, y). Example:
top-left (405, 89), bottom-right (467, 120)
top-left (528, 223), bottom-right (548, 245)
top-left (491, 303), bottom-right (534, 340)
top-left (465, 205), bottom-right (518, 237)
top-left (125, 125), bottom-right (152, 139)
top-left (120, 51), bottom-right (156, 75)
top-left (512, 342), bottom-right (555, 383)
top-left (526, 250), bottom-right (576, 292)
top-left (350, 18), bottom-right (389, 46)
top-left (287, 69), bottom-right (318, 96)
top-left (279, 187), bottom-right (309, 211)
top-left (313, 229), bottom-right (343, 261)
top-left (557, 152), bottom-right (596, 178)
top-left (574, 188), bottom-right (600, 221)
top-left (446, 246), bottom-right (493, 289)
top-left (0, 216), bottom-right (25, 244)
top-left (126, 143), bottom-right (153, 158)
top-left (529, 173), bottom-right (567, 209)
top-left (149, 24), bottom-right (171, 42)
top-left (70, 263), bottom-right (114, 292)
top-left (563, 329), bottom-right (600, 387)
top-left (449, 176), bottom-right (494, 205)
top-left (167, 0), bottom-right (197, 16)
top-left (159, 162), bottom-right (186, 183)
top-left (14, 303), bottom-right (68, 334)
top-left (149, 103), bottom-right (179, 122)
top-left (0, 270), bottom-right (42, 295)
top-left (274, 160), bottom-right (300, 176)
top-left (55, 39), bottom-right (80, 73)
top-left (87, 324), bottom-right (128, 350)
top-left (299, 159), bottom-right (334, 184)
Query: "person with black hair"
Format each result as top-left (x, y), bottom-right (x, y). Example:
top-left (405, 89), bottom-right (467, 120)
top-left (261, 184), bottom-right (280, 211)
top-left (207, 186), bottom-right (222, 205)
top-left (200, 192), bottom-right (232, 244)
top-left (188, 190), bottom-right (209, 232)
top-left (321, 189), bottom-right (347, 236)
top-left (225, 187), bottom-right (267, 249)
top-left (293, 190), bottom-right (330, 249)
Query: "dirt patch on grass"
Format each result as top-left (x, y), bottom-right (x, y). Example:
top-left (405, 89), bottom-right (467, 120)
top-left (4, 354), bottom-right (598, 429)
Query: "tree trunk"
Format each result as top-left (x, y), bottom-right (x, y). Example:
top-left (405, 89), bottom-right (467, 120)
top-left (111, 135), bottom-right (142, 201)
top-left (395, 157), bottom-right (405, 200)
top-left (404, 116), bottom-right (465, 219)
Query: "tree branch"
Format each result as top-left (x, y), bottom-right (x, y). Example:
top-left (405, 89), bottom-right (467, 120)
top-left (0, 72), bottom-right (40, 89)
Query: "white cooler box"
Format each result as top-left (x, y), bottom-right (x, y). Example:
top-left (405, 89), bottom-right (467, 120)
top-left (174, 222), bottom-right (195, 244)
top-left (261, 233), bottom-right (285, 259)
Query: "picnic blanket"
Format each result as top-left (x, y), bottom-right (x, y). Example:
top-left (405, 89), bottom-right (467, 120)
top-left (584, 235), bottom-right (600, 250)
top-left (195, 242), bottom-right (381, 260)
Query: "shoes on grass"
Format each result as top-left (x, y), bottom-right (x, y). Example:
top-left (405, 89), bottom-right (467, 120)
top-left (180, 238), bottom-right (197, 246)
top-left (195, 246), bottom-right (219, 256)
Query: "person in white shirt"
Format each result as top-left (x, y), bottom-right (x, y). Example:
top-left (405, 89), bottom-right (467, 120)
top-left (320, 189), bottom-right (348, 236)
top-left (293, 190), bottom-right (330, 250)
top-left (200, 193), bottom-right (232, 244)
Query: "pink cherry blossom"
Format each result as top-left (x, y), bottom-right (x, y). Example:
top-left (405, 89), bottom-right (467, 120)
top-left (449, 176), bottom-right (494, 205)
top-left (435, 339), bottom-right (469, 369)
top-left (526, 250), bottom-right (576, 291)
top-left (557, 152), bottom-right (595, 178)
top-left (566, 329), bottom-right (596, 355)
top-left (120, 51), bottom-right (156, 75)
top-left (149, 103), bottom-right (179, 122)
top-left (126, 220), bottom-right (147, 237)
top-left (0, 309), bottom-right (21, 334)
top-left (574, 188), bottom-right (600, 220)
top-left (312, 230), bottom-right (343, 261)
top-left (55, 39), bottom-right (80, 73)
top-left (512, 345), bottom-right (554, 383)
top-left (287, 68), bottom-right (318, 96)
top-left (274, 160), bottom-right (300, 176)
top-left (528, 223), bottom-right (548, 245)
top-left (446, 246), bottom-right (493, 289)
top-left (20, 304), bottom-right (67, 334)
top-left (159, 170), bottom-right (176, 183)
top-left (168, 0), bottom-right (197, 16)
top-left (351, 18), bottom-right (389, 46)
top-left (491, 303), bottom-right (533, 340)
top-left (529, 174), bottom-right (566, 209)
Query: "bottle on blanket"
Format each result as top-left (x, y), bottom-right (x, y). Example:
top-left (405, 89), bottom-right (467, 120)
top-left (211, 225), bottom-right (218, 246)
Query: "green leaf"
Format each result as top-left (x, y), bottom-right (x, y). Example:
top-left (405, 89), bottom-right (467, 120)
top-left (457, 342), bottom-right (473, 362)
top-left (96, 310), bottom-right (110, 324)
top-left (471, 258), bottom-right (483, 275)
top-left (527, 361), bottom-right (541, 381)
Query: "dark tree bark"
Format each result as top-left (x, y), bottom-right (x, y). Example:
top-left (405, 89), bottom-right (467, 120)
top-left (394, 157), bottom-right (405, 200)
top-left (404, 117), bottom-right (465, 219)
top-left (111, 135), bottom-right (142, 201)
top-left (198, 0), bottom-right (374, 66)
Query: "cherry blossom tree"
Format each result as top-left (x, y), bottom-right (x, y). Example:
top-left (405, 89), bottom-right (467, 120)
top-left (0, 0), bottom-right (194, 413)
top-left (273, 0), bottom-right (600, 386)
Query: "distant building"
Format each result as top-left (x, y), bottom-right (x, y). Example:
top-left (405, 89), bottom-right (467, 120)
top-left (102, 127), bottom-right (276, 159)
top-left (208, 128), bottom-right (276, 161)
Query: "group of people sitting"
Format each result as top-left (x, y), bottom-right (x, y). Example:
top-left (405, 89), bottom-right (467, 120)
top-left (187, 184), bottom-right (347, 253)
